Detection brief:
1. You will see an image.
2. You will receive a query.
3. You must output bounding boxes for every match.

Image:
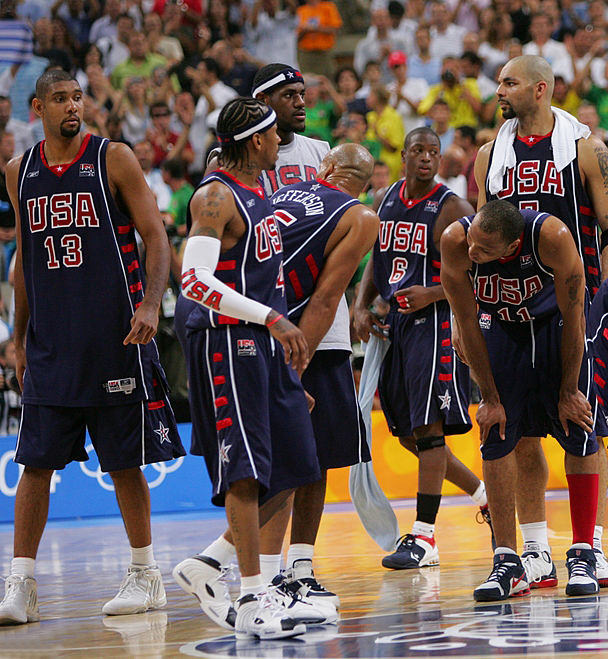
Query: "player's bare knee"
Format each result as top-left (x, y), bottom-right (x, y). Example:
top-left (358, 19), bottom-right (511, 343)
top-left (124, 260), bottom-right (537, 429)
top-left (22, 466), bottom-right (54, 482)
top-left (108, 466), bottom-right (143, 482)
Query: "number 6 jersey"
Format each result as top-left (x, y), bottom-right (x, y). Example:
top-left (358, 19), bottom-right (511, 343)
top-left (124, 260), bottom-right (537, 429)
top-left (18, 133), bottom-right (162, 407)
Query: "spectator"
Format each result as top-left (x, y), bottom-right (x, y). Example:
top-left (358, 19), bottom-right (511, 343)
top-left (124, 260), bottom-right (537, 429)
top-left (302, 75), bottom-right (336, 143)
top-left (296, 0), bottom-right (343, 76)
top-left (479, 13), bottom-right (512, 78)
top-left (357, 60), bottom-right (382, 102)
top-left (551, 74), bottom-right (582, 115)
top-left (143, 10), bottom-right (184, 66)
top-left (17, 0), bottom-right (51, 23)
top-left (362, 158), bottom-right (391, 207)
top-left (429, 0), bottom-right (467, 60)
top-left (161, 158), bottom-right (194, 240)
top-left (33, 17), bottom-right (72, 72)
top-left (117, 77), bottom-right (149, 145)
top-left (428, 98), bottom-right (454, 152)
top-left (110, 31), bottom-right (171, 91)
top-left (51, 17), bottom-right (77, 65)
top-left (407, 25), bottom-right (441, 85)
top-left (89, 0), bottom-right (121, 43)
top-left (418, 56), bottom-right (482, 127)
top-left (207, 0), bottom-right (232, 42)
top-left (50, 0), bottom-right (96, 50)
top-left (453, 124), bottom-right (479, 208)
top-left (0, 96), bottom-right (32, 156)
top-left (105, 113), bottom-right (131, 147)
top-left (366, 84), bottom-right (405, 182)
top-left (146, 100), bottom-right (194, 168)
top-left (209, 39), bottom-right (256, 97)
top-left (133, 139), bottom-right (172, 213)
top-left (0, 130), bottom-right (15, 259)
top-left (522, 13), bottom-right (568, 66)
top-left (555, 24), bottom-right (598, 84)
top-left (152, 0), bottom-right (203, 27)
top-left (83, 63), bottom-right (117, 114)
top-left (387, 0), bottom-right (417, 51)
top-left (588, 0), bottom-right (608, 31)
top-left (578, 101), bottom-right (608, 144)
top-left (335, 66), bottom-right (367, 115)
top-left (335, 111), bottom-right (381, 160)
top-left (192, 56), bottom-right (238, 116)
top-left (75, 43), bottom-right (104, 90)
top-left (248, 0), bottom-right (298, 69)
top-left (82, 93), bottom-right (108, 137)
top-left (435, 142), bottom-right (467, 198)
top-left (460, 51), bottom-right (496, 101)
top-left (98, 13), bottom-right (134, 75)
top-left (386, 50), bottom-right (428, 134)
top-left (580, 58), bottom-right (608, 130)
top-left (354, 8), bottom-right (409, 81)
top-left (0, 339), bottom-right (22, 436)
top-left (171, 90), bottom-right (209, 176)
top-left (0, 0), bottom-right (33, 66)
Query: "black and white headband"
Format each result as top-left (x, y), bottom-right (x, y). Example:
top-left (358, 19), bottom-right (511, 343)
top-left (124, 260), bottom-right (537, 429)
top-left (216, 107), bottom-right (277, 144)
top-left (251, 66), bottom-right (304, 98)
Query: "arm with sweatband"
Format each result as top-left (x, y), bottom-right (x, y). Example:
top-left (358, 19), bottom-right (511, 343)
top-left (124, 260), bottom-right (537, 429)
top-left (181, 235), bottom-right (273, 325)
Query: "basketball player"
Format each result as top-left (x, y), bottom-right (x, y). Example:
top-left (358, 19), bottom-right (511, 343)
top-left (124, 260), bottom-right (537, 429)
top-left (441, 200), bottom-right (599, 600)
top-left (473, 54), bottom-right (608, 587)
top-left (0, 70), bottom-right (185, 625)
top-left (353, 128), bottom-right (486, 569)
top-left (178, 96), bottom-right (324, 639)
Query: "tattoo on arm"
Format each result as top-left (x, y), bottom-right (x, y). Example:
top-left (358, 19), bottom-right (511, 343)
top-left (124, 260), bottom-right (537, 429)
top-left (191, 226), bottom-right (219, 238)
top-left (594, 146), bottom-right (608, 193)
top-left (565, 273), bottom-right (583, 305)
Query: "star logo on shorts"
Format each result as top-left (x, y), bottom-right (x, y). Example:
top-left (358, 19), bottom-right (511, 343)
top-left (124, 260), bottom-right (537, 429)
top-left (154, 422), bottom-right (171, 444)
top-left (219, 439), bottom-right (232, 465)
top-left (438, 391), bottom-right (451, 410)
top-left (286, 71), bottom-right (294, 77)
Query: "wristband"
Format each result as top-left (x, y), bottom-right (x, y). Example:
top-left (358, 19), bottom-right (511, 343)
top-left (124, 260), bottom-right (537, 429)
top-left (266, 313), bottom-right (283, 327)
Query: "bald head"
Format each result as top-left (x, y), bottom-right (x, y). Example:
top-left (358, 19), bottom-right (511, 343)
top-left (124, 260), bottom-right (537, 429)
top-left (320, 142), bottom-right (375, 186)
top-left (503, 55), bottom-right (554, 97)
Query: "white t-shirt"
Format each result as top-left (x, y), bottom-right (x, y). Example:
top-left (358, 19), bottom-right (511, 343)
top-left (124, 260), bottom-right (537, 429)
top-left (436, 173), bottom-right (467, 199)
top-left (388, 77), bottom-right (429, 134)
top-left (522, 39), bottom-right (568, 67)
top-left (262, 134), bottom-right (352, 352)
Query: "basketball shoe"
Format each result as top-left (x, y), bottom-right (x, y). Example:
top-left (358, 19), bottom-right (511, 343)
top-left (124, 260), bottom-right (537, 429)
top-left (593, 543), bottom-right (608, 587)
top-left (102, 566), bottom-right (166, 615)
top-left (382, 534), bottom-right (439, 570)
top-left (521, 544), bottom-right (558, 588)
top-left (234, 592), bottom-right (306, 640)
top-left (477, 504), bottom-right (496, 550)
top-left (473, 552), bottom-right (530, 602)
top-left (565, 546), bottom-right (599, 596)
top-left (270, 574), bottom-right (338, 624)
top-left (0, 575), bottom-right (39, 625)
top-left (282, 559), bottom-right (340, 609)
top-left (172, 555), bottom-right (236, 629)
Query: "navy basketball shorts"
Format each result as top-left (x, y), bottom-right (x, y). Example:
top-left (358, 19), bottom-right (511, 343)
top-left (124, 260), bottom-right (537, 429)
top-left (187, 325), bottom-right (321, 507)
top-left (301, 349), bottom-right (370, 470)
top-left (586, 281), bottom-right (608, 438)
top-left (15, 375), bottom-right (185, 472)
top-left (480, 312), bottom-right (599, 460)
top-left (378, 303), bottom-right (472, 438)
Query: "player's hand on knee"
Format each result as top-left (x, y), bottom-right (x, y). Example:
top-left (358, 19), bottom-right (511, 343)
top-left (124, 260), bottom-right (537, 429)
top-left (353, 307), bottom-right (389, 342)
top-left (124, 303), bottom-right (159, 345)
top-left (476, 399), bottom-right (506, 444)
top-left (266, 312), bottom-right (309, 372)
top-left (558, 390), bottom-right (593, 436)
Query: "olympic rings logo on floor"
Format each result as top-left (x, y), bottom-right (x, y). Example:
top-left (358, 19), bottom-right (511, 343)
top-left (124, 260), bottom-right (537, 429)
top-left (79, 444), bottom-right (185, 491)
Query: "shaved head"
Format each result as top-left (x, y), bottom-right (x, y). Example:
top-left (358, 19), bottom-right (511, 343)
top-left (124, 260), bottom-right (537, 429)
top-left (503, 55), bottom-right (554, 97)
top-left (321, 142), bottom-right (375, 184)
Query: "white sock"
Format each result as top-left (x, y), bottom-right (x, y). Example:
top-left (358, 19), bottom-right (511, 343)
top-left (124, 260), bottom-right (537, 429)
top-left (494, 546), bottom-right (517, 556)
top-left (200, 534), bottom-right (236, 566)
top-left (130, 544), bottom-right (155, 567)
top-left (412, 520), bottom-right (434, 538)
top-left (259, 554), bottom-right (282, 584)
top-left (470, 481), bottom-right (487, 507)
top-left (520, 521), bottom-right (550, 552)
top-left (286, 543), bottom-right (314, 569)
top-left (11, 557), bottom-right (35, 578)
top-left (240, 573), bottom-right (263, 598)
top-left (594, 525), bottom-right (603, 551)
top-left (571, 542), bottom-right (592, 550)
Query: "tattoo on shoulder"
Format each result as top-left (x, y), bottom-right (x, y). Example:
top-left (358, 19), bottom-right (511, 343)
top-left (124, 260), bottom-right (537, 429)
top-left (191, 226), bottom-right (219, 238)
top-left (594, 146), bottom-right (608, 192)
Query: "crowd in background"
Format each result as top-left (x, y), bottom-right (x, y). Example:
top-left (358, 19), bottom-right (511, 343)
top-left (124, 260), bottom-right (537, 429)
top-left (0, 0), bottom-right (606, 428)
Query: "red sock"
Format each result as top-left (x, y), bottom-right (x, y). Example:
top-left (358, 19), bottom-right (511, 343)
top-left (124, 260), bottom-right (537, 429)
top-left (566, 473), bottom-right (599, 546)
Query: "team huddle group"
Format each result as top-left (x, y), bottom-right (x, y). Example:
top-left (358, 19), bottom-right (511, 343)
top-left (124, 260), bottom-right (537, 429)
top-left (0, 51), bottom-right (608, 642)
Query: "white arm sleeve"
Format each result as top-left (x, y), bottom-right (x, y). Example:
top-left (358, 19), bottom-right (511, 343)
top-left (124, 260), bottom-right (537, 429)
top-left (181, 235), bottom-right (272, 325)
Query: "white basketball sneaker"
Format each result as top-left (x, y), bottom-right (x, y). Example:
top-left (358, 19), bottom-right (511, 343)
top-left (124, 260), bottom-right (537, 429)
top-left (0, 575), bottom-right (39, 625)
top-left (282, 559), bottom-right (340, 609)
top-left (102, 566), bottom-right (166, 615)
top-left (593, 546), bottom-right (608, 587)
top-left (172, 555), bottom-right (236, 629)
top-left (234, 591), bottom-right (306, 640)
top-left (270, 574), bottom-right (338, 624)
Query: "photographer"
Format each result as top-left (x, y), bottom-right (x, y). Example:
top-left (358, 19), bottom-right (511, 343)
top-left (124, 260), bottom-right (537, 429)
top-left (417, 56), bottom-right (482, 127)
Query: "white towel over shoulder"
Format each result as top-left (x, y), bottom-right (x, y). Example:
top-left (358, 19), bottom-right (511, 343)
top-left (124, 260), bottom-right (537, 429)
top-left (487, 107), bottom-right (591, 196)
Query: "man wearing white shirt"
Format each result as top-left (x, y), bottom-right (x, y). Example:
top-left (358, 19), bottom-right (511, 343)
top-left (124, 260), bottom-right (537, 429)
top-left (133, 140), bottom-right (172, 213)
top-left (553, 25), bottom-right (596, 84)
top-left (435, 143), bottom-right (468, 198)
top-left (97, 13), bottom-right (133, 75)
top-left (522, 14), bottom-right (567, 66)
top-left (89, 0), bottom-right (121, 43)
top-left (248, 0), bottom-right (298, 68)
top-left (386, 51), bottom-right (428, 134)
top-left (429, 0), bottom-right (467, 60)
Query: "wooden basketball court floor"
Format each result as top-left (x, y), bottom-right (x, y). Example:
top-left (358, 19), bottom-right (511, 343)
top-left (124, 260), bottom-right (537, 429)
top-left (2, 493), bottom-right (608, 658)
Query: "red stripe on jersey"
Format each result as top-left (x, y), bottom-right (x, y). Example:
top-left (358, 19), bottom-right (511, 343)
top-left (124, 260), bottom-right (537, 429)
top-left (218, 315), bottom-right (239, 324)
top-left (148, 400), bottom-right (165, 410)
top-left (129, 282), bottom-right (142, 293)
top-left (597, 358), bottom-right (606, 369)
top-left (432, 260), bottom-right (441, 269)
top-left (121, 243), bottom-right (136, 253)
top-left (582, 225), bottom-right (595, 235)
top-left (226, 282), bottom-right (236, 289)
top-left (127, 260), bottom-right (139, 272)
top-left (117, 225), bottom-right (132, 234)
top-left (604, 328), bottom-right (608, 342)
top-left (438, 373), bottom-right (452, 381)
top-left (584, 247), bottom-right (596, 255)
top-left (440, 355), bottom-right (452, 363)
top-left (441, 338), bottom-right (451, 347)
top-left (580, 206), bottom-right (593, 216)
top-left (441, 321), bottom-right (450, 329)
top-left (214, 376), bottom-right (226, 386)
top-left (305, 254), bottom-right (319, 281)
top-left (215, 396), bottom-right (228, 407)
top-left (594, 287), bottom-right (599, 295)
top-left (595, 373), bottom-right (606, 389)
top-left (588, 266), bottom-right (599, 275)
top-left (135, 301), bottom-right (142, 308)
top-left (288, 270), bottom-right (304, 300)
top-left (216, 418), bottom-right (233, 430)
top-left (216, 260), bottom-right (237, 271)
top-left (213, 353), bottom-right (223, 362)
top-left (432, 275), bottom-right (441, 283)
top-left (598, 395), bottom-right (605, 407)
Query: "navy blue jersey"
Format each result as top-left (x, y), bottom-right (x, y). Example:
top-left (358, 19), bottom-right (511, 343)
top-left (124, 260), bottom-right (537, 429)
top-left (373, 180), bottom-right (454, 305)
top-left (185, 169), bottom-right (286, 331)
top-left (18, 133), bottom-right (160, 406)
top-left (271, 178), bottom-right (359, 323)
top-left (459, 210), bottom-right (556, 322)
top-left (486, 133), bottom-right (600, 297)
